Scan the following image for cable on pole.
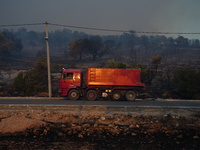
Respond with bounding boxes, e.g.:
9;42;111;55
0;22;200;35
47;23;200;35
0;23;45;27
48;23;127;33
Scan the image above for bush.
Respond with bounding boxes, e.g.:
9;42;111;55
106;59;126;69
172;68;200;99
12;57;48;96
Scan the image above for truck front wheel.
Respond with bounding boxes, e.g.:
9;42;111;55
125;90;136;101
86;90;97;101
68;89;79;100
111;90;121;101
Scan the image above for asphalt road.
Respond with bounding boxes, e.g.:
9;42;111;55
0;97;200;108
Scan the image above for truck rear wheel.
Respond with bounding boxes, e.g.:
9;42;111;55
68;89;79;100
111;90;121;101
125;90;136;101
86;90;97;101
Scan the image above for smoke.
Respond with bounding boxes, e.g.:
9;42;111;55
0;0;200;39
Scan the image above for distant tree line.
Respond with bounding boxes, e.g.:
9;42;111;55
1;28;200;62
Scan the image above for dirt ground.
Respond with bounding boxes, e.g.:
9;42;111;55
1;109;200;150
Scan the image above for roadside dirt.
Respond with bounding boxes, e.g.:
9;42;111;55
1;109;200;149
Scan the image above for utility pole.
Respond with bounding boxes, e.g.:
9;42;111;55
45;21;52;97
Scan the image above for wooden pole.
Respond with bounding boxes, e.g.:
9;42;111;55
45;21;52;97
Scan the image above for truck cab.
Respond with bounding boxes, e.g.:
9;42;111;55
59;69;82;96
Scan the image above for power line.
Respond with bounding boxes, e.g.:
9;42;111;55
0;22;200;35
48;23;200;35
48;23;127;33
134;31;200;35
0;23;45;27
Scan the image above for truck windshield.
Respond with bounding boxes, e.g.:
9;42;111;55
62;73;73;79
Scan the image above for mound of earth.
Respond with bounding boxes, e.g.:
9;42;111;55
1;111;200;149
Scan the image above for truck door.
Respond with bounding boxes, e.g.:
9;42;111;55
62;72;73;86
59;72;74;95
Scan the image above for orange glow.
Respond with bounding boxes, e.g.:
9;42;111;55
87;68;144;87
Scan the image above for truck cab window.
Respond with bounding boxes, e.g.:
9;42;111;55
63;73;73;79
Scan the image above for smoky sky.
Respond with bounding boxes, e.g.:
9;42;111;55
0;0;200;39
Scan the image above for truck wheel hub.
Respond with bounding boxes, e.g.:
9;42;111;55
89;93;94;98
128;94;133;98
113;94;120;99
71;92;77;97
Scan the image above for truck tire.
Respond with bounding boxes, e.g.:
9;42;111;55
68;89;79;100
111;90;121;101
86;90;97;101
125;90;136;101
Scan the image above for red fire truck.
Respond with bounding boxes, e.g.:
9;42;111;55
59;68;145;101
